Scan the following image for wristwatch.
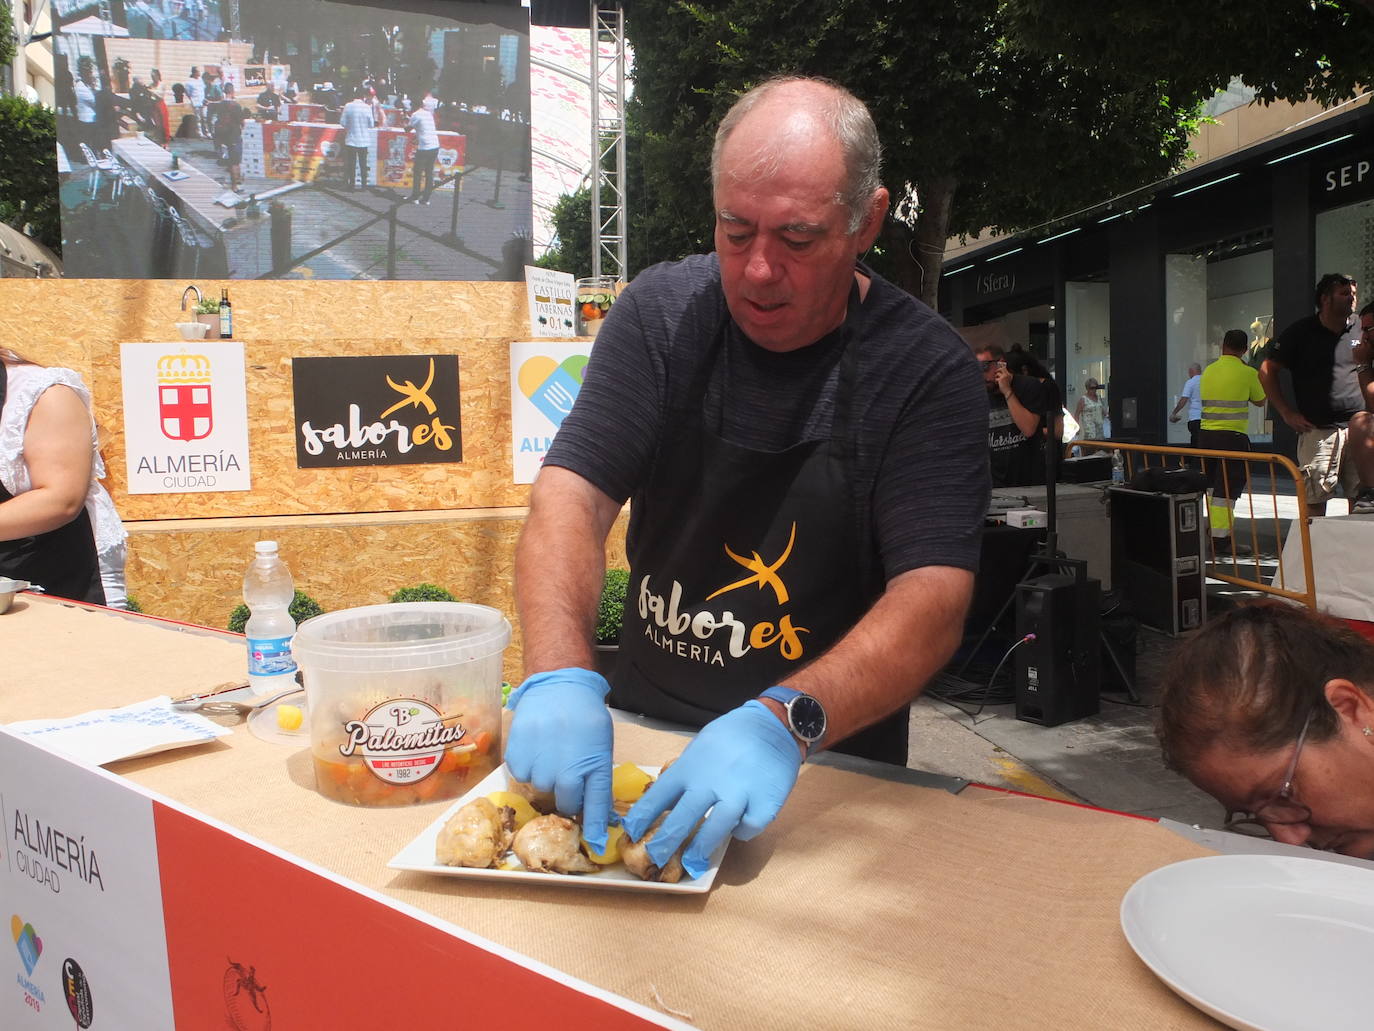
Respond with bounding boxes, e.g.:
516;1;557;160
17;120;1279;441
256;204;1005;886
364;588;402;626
759;686;827;756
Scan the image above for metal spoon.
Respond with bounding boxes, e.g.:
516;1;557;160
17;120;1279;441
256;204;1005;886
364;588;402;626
171;683;300;715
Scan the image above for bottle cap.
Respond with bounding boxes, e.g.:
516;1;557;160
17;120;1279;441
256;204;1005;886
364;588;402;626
255;540;278;554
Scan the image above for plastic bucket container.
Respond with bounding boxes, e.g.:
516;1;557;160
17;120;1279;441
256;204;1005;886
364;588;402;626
293;602;511;806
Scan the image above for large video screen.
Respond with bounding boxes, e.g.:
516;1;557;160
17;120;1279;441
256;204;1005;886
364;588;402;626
52;0;533;280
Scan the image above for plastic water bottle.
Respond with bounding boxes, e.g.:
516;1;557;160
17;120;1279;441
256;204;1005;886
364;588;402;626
243;541;298;691
1111;450;1126;484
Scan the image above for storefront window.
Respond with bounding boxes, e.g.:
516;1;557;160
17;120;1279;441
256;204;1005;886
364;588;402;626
1316;197;1374;307
1165;248;1274;443
1065;282;1110;434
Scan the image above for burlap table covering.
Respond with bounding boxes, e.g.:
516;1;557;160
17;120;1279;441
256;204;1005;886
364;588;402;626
2;598;1219;1029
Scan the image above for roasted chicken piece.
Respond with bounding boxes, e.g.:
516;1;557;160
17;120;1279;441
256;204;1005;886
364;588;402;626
512;814;599;874
620;814;685;883
435;797;516;869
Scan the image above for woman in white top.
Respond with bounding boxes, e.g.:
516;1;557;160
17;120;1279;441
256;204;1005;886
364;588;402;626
0;348;128;607
1073;378;1106;441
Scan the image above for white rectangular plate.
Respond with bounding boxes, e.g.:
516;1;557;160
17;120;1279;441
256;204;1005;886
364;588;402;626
387;763;725;894
162;169;189;181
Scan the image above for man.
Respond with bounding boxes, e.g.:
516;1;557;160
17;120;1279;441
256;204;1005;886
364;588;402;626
406;93;441;205
202;72;223;142
1198;330;1266;555
1168;363;1203;445
339;87;375;191
977;344;1049;487
256;83;282;120
1349;302;1374;513
1259;274;1362;517
505;77;987;879
184;66;206;139
214;82;247;193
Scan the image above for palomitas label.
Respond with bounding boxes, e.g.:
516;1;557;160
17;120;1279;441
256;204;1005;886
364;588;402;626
337;700;471;784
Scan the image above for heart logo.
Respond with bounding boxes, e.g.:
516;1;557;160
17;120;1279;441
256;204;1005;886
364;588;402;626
12;916;42;975
437;147;460;169
517;356;588;428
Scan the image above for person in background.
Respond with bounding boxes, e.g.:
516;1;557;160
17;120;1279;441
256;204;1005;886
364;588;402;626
1345;302;1374;514
1169;362;1204;445
1005;345;1063;442
215;81;247;193
184;66;207;139
1198;329;1267;556
282;80;299;104
977;344;1048;487
0;348;127;607
202;72;223;142
256;82;282;120
1074;378;1106;441
1259;273;1363;517
507;76;987;878
73;58;100;155
406;93;440;205
1158;602;1374;860
339;86;375;190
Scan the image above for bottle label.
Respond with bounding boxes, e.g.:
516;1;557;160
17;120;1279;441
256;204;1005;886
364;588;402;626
246;635;296;676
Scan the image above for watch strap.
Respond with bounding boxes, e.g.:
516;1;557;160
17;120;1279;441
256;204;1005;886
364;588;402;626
759;686;824;755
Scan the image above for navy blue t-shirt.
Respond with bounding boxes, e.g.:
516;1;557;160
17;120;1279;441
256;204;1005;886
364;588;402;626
544;254;990;580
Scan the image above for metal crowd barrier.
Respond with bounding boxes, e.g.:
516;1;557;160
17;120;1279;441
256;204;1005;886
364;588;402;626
1071;440;1316;612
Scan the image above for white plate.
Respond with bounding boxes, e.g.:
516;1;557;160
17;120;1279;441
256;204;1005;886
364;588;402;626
387;763;725;894
162;169;189;181
1121;853;1374;1031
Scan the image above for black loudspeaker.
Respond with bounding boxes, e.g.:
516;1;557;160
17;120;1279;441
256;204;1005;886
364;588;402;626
1014;573;1102;727
1108;487;1206;635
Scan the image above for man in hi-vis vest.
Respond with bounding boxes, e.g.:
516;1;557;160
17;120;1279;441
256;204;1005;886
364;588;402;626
1199;330;1267;556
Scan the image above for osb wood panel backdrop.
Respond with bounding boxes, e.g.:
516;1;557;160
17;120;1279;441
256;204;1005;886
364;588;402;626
0;278;542;520
0;279;629;663
125;510;632;680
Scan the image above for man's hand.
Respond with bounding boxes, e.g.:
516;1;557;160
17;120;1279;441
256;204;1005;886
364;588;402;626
993;364;1014;398
1281;409;1316;433
621;700;803;879
1169;414;1180;423
504;668;614;850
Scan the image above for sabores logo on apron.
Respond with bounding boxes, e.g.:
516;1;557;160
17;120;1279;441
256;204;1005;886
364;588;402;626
637;522;809;668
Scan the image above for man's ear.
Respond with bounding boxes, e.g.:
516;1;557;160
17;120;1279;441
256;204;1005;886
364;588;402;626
856;187;890;254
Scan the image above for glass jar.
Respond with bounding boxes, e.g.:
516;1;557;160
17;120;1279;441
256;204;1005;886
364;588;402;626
576;275;619;337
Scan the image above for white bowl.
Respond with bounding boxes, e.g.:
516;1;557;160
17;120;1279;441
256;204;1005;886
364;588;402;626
0;577;31;615
176;321;209;340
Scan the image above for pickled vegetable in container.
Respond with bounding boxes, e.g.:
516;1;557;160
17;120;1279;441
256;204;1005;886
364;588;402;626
293;603;511;807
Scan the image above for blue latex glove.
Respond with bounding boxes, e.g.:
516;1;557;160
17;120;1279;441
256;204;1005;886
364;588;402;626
504;668;614;851
621;700;803;879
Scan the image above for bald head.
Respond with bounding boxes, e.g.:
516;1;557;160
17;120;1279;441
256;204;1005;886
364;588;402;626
711;77;882;234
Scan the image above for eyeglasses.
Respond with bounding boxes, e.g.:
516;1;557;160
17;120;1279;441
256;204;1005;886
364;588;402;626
978;360;1005;369
1222;709;1314;836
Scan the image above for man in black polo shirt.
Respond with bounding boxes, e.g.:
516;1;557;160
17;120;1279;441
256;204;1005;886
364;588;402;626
1260;273;1363;517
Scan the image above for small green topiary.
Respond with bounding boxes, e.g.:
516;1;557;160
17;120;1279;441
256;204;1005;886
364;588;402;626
228;590;325;633
125;595;143;614
388;583;457;603
596;568;630;645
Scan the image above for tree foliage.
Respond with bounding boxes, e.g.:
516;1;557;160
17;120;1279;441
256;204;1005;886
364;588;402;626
620;0;1208;304
0;95;61;254
0;1;14;71
1002;0;1374;109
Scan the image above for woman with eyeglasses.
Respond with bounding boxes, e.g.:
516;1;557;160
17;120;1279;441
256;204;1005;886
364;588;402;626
1157;601;1374;859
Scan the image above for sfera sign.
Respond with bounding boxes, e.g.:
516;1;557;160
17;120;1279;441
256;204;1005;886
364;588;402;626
292;355;462;468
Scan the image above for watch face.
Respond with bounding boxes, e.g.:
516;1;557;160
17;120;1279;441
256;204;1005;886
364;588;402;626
789;695;826;742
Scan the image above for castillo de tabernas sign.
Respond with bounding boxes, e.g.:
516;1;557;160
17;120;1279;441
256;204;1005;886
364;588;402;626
119;342;253;495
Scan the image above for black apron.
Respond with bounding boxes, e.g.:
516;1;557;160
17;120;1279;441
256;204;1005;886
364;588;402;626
0;363;106;605
610;285;908;764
